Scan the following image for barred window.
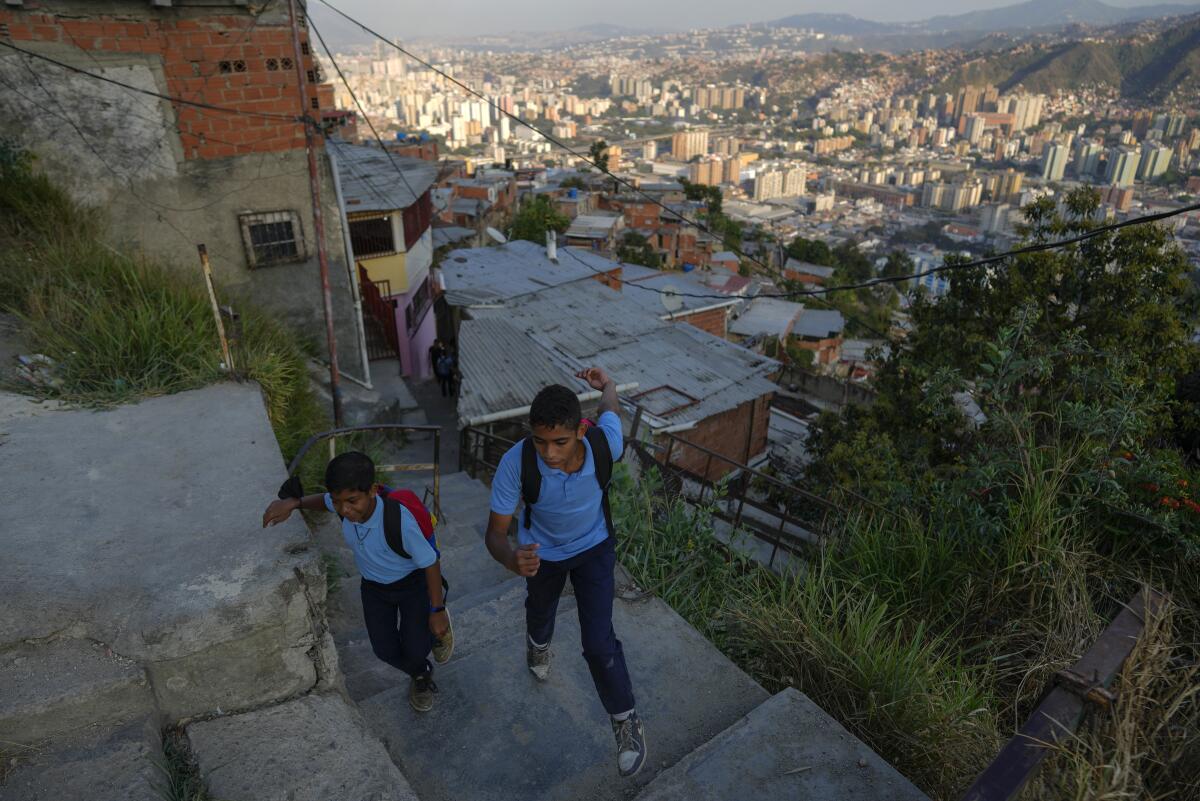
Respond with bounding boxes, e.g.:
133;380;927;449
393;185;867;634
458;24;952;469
239;211;305;268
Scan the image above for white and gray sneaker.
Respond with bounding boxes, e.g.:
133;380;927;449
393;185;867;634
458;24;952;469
527;637;551;681
612;712;647;778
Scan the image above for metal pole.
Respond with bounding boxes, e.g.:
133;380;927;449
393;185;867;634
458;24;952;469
287;0;343;427
432;428;441;520
196;245;235;375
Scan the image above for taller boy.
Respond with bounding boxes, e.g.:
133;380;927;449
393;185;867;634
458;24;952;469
485;367;647;778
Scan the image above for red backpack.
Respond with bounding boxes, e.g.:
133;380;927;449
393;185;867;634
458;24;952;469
374;485;440;559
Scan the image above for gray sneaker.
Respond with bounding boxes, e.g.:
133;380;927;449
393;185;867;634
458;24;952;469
409;671;437;713
612;712;647;778
432;609;454;665
527;639;551;681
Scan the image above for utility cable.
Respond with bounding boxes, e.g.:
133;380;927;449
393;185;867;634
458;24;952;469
0;40;301;122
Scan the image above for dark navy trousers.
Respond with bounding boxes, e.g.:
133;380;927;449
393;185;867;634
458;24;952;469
525;537;636;715
360;571;432;678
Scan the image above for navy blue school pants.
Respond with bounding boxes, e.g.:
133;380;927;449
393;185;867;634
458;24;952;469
360;571;432;678
525;537;636;715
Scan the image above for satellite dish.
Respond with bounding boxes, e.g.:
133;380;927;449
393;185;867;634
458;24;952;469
486;227;507;244
660;283;684;314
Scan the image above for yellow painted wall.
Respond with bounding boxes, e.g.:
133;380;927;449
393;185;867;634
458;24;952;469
360;252;407;292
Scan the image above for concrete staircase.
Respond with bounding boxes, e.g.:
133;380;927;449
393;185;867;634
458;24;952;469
328;470;931;801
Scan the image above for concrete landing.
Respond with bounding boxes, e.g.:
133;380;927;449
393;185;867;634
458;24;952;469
0;719;160;801
634;688;930;801
0;382;329;720
187;694;418;801
357;593;768;801
0;639;153;746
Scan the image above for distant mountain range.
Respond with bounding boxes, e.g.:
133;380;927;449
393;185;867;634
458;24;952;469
936;11;1200;100
766;0;1200;36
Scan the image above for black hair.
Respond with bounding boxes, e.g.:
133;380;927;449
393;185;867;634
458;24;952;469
529;384;581;431
325;451;375;493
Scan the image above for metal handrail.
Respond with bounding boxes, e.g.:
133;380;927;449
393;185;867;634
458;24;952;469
285;424;443;519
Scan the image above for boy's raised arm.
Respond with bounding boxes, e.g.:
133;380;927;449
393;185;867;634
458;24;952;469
262;494;326;528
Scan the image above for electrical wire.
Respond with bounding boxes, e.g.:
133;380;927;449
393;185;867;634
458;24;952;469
308;0;1200;315
307;17;420;207
0;39;301;122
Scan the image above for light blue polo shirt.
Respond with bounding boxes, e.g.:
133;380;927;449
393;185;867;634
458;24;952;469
490;411;622;562
324;493;437;583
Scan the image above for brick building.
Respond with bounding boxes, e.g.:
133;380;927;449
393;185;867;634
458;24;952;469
0;0;371;382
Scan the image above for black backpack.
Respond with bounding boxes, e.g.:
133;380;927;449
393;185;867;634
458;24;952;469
520;425;617;539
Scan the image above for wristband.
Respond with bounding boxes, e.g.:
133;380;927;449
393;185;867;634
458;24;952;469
428;605;445;613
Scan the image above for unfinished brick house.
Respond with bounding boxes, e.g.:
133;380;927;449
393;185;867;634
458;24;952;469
0;0;371;382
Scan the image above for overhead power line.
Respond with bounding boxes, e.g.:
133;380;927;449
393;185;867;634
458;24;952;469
0;40;302;122
307;17;424;209
307;0;1200;313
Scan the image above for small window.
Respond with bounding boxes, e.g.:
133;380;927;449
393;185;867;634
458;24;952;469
239;211;304;268
348;216;395;257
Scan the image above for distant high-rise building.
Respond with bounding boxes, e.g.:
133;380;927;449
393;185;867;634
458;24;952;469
753;169;783;201
1041;143;1069;181
1166;112;1187;138
643;140;657;161
965;114;987;145
1074;141;1103;177
1138;144;1174;180
672;130;709;162
980;203;1013;233
1106;146;1141;188
1131;110;1154;140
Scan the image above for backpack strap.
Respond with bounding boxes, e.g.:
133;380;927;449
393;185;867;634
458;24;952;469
380;494;412;560
585;426;616;538
520;436;541;531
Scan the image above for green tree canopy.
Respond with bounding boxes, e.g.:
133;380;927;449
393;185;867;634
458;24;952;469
510;196;569;246
616;231;662;269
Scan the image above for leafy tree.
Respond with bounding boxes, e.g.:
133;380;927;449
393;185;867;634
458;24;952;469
785;236;833;265
882;249;915;280
832;240;873;283
560;176;587;190
616;231;662;269
510;196;569;246
588;140;610;175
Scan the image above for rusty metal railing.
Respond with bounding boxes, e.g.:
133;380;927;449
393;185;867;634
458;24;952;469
960;586;1168;801
285;424;443;519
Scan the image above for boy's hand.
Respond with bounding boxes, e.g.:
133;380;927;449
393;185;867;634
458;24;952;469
510;543;541;577
576;367;612;391
262;498;299;528
429;609;450;638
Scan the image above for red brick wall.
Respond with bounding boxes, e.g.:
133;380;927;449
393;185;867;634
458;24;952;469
591;267;622;290
660;394;773;481
676;306;727;337
0;7;319;160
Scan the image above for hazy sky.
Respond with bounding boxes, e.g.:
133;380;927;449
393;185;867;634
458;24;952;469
311;0;1196;39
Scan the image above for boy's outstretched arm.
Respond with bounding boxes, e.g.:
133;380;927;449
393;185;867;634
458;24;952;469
577;367;618;418
262;494;326;527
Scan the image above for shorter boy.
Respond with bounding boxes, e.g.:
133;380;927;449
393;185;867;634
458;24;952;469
262;451;452;711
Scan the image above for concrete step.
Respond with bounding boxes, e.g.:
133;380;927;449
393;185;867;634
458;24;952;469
0;718;160;801
0;639;154;746
438;538;513;603
633;688;930;801
434;520;485;551
1;383;327;720
187;693;418;801
357;594;767;801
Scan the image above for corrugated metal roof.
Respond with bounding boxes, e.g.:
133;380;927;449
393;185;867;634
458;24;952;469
327;140;437;213
461;279;779;428
565;214;621;239
620;270;741;318
793;309;845;339
785;258;836;278
457;318;578;423
441;241;621;307
728;297;804;338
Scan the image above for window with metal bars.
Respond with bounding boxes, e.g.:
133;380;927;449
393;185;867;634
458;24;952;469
348;216;396;258
239;211;305;268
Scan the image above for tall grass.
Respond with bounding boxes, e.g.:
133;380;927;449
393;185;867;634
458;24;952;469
0;155;327;462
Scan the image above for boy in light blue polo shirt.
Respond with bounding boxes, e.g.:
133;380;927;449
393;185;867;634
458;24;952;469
485;367;647;779
262;451;451;713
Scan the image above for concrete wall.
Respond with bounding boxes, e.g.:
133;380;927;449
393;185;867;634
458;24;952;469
0;3;368;382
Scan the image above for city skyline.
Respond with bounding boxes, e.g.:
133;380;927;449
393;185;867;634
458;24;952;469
313;0;1200;41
